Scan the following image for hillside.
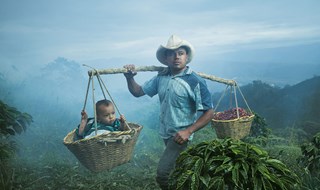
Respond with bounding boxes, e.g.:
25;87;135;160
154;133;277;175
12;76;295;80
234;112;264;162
212;76;320;132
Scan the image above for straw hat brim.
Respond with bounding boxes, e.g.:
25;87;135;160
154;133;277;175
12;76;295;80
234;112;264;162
156;41;194;65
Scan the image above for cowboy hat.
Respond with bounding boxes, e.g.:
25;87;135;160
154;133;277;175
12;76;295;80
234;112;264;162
156;35;195;65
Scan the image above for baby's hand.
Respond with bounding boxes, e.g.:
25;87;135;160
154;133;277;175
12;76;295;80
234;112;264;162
119;114;126;123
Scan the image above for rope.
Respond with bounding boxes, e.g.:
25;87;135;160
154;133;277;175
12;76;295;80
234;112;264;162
96;74;132;130
82;76;92;111
96;74;107;100
83;64;131;131
213;81;253;119
229;85;233;109
91;73;98;135
236;85;253;115
233;84;240;119
214;85;230;112
80;75;92;129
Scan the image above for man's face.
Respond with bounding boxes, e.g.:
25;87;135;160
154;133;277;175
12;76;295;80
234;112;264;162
165;47;188;72
97;104;116;125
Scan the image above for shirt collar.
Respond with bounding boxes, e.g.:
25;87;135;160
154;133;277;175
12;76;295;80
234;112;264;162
173;66;192;77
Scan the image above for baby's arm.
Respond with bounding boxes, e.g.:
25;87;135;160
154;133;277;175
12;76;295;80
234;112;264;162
78;110;88;135
119;114;128;131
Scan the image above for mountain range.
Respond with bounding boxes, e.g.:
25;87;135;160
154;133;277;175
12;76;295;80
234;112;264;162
212;76;320;135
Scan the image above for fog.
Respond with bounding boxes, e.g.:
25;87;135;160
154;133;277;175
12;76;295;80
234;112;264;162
1;0;320;188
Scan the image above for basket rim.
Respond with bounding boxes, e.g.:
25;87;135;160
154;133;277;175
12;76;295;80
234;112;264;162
63;122;143;145
212;114;255;123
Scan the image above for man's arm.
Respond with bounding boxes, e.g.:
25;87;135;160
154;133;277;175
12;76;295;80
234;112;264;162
124;64;145;97
174;109;214;144
125;77;145;97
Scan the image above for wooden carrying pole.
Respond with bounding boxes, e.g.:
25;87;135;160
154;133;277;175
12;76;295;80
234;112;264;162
87;65;236;86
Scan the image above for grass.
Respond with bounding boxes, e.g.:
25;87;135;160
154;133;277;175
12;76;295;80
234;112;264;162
2;116;319;189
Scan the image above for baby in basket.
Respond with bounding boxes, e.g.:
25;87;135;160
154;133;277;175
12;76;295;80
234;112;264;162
75;99;127;140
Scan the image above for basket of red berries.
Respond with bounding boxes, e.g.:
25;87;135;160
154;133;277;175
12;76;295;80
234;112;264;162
212;107;254;140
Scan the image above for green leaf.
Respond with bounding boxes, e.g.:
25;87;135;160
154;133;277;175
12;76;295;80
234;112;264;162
240;162;249;181
5;128;15;135
231;162;240;186
190;173;199;190
251;145;267;156
214;164;230;175
257;164;271;180
176;170;193;190
193;157;204;175
208;176;225;190
265;159;289;174
261;177;274;190
199;175;210;188
12;122;23;134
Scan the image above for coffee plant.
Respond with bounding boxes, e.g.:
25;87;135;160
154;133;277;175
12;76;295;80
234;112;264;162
169;139;300;190
0;100;33;190
299;132;320;175
0;100;33;137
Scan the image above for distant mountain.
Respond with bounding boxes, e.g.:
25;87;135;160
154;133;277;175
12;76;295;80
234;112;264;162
197;42;320;88
212;76;320;130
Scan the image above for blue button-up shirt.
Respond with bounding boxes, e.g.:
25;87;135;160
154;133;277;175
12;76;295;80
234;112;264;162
142;67;213;139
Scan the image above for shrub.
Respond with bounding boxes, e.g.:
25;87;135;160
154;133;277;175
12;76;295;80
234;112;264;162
299;132;320;175
169;139;300;190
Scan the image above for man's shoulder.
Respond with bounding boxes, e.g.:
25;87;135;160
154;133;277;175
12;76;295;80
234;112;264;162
180;71;207;90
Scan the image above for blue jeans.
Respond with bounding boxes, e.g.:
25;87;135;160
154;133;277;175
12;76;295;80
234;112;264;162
156;137;188;190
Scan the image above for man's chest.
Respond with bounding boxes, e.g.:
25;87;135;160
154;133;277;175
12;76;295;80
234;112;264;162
157;77;194;107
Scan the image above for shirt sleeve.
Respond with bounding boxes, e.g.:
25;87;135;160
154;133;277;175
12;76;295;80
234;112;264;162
112;119;121;131
195;80;213;111
141;75;159;97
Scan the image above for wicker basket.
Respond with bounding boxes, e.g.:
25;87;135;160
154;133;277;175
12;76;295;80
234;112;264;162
63;123;143;172
211;115;254;140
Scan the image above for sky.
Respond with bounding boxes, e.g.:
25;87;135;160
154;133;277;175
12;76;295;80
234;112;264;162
1;0;320;88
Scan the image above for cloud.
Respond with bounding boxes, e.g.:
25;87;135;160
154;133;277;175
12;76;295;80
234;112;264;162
1;0;320;78
187;23;320;54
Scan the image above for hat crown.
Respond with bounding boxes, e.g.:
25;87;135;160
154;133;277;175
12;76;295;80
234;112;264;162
156;34;194;65
166;35;183;48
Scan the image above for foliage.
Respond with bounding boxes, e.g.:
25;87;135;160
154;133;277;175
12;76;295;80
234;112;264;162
250;112;271;138
300;121;320;140
301;81;320;123
169;139;300;190
265;145;302;174
243;112;271;146
0;162;15;190
0;100;33;163
9;150;161;190
211;76;320;130
299;132;320;175
297;132;320;189
0;100;33;189
0;100;33;137
1;75;320;189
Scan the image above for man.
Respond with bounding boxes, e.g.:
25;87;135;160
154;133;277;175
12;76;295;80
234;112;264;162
124;35;214;190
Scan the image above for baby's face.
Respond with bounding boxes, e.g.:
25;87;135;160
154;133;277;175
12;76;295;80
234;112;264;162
97;104;116;125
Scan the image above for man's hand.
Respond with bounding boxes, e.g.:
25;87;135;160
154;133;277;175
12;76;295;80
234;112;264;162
123;64;137;79
174;129;192;144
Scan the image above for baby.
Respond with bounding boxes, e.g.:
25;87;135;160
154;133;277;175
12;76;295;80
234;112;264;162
75;99;126;139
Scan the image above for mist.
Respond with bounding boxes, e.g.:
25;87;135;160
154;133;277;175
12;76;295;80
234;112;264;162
1;0;320;189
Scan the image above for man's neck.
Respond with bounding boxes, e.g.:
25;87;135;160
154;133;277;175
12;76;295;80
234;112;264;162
170;67;187;76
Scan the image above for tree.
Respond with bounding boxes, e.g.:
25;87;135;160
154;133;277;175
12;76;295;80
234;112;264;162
0;100;33;189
